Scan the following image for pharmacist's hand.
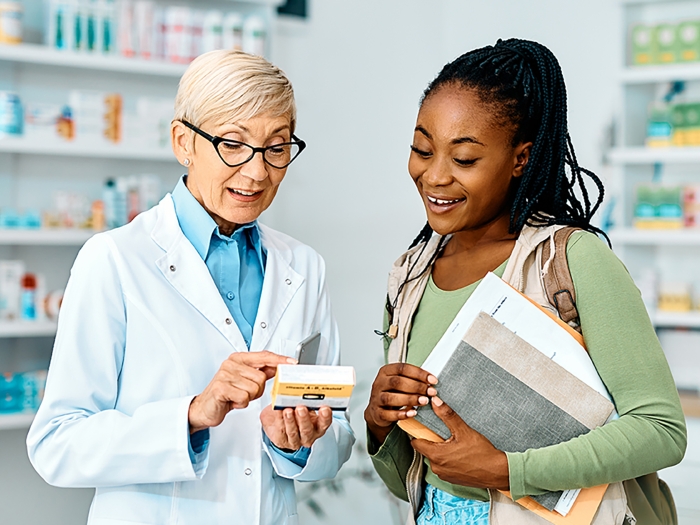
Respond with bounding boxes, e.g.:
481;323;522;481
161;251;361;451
188;351;296;434
364;363;438;446
411;397;510;490
260;405;333;451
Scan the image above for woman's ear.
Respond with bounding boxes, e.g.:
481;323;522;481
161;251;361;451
513;142;533;178
171;120;193;167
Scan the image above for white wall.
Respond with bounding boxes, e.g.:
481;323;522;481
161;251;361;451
268;1;620;523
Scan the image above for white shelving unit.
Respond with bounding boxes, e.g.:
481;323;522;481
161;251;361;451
609;227;700;245
609;146;700;164
0;321;58;338
0;228;94;246
0;412;35;430
0;137;175;161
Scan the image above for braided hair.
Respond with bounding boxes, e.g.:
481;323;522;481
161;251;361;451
409;38;606;249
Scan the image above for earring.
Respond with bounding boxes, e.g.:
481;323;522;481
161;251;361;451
183;159;190;166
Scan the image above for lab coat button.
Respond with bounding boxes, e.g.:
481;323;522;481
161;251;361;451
244;468;252;476
260;322;267;329
169;265;176;272
225;318;232;325
285;278;292;285
226;292;234;300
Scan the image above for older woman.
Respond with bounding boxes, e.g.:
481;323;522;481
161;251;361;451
26;50;354;525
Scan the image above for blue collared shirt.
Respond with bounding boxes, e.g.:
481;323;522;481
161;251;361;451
171;177;309;467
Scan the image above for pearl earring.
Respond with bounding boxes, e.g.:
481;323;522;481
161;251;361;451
183;159;190;166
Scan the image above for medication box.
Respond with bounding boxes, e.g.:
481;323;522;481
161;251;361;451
678;20;700;62
631;24;655;65
271;365;355;411
655;23;678;64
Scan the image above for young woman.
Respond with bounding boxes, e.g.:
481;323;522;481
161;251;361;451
364;39;686;525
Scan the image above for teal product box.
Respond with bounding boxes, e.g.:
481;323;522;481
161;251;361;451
646;102;673;148
0;91;23;136
0;370;48;414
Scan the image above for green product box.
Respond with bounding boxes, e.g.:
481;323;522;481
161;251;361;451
671;103;687;146
631;24;655;65
684;102;700;145
655;23;678;64
646;102;673;148
677;19;700;62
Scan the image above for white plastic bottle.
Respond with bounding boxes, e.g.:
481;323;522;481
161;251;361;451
243;15;265;57
201;10;222;53
222;12;242;51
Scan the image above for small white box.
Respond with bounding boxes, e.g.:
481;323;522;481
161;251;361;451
271;364;355;411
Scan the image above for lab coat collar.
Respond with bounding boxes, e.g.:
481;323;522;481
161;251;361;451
150;195;303;353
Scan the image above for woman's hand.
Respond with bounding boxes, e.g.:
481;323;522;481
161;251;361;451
188;351;295;434
411;397;510;490
260;405;333;451
364;363;438;445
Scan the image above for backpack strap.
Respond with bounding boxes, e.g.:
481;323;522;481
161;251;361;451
541;227;582;333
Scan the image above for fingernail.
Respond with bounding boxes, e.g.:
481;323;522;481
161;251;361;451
285;411;293;419
286;357;298;364
406;409;417;418
432;396;444;407
427;387;437;397
428;375;438;385
418;396;429;405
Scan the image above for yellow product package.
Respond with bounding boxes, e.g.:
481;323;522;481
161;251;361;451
271;364;355;411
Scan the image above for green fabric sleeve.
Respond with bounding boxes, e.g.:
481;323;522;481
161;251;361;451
367;424;413;502
506;231;687;500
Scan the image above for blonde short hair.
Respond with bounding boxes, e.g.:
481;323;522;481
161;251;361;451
174;50;296;133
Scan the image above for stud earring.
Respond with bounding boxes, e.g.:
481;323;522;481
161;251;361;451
183;159;190;166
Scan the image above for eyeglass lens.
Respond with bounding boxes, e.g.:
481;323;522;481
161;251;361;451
217;141;301;168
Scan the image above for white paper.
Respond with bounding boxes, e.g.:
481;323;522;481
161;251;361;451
421;272;618;420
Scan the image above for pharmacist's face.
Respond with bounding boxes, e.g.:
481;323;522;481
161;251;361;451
184;113;291;233
408;85;531;236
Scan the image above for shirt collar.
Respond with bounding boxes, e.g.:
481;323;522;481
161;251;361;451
171;176;265;264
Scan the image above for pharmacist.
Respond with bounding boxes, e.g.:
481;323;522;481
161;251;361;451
26;50;354;525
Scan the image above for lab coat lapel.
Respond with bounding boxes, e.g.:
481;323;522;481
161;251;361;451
251;230;304;352
151;196;249;352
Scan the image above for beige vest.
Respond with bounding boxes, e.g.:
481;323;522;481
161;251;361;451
384;224;633;525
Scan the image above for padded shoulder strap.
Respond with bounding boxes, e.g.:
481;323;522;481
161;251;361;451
541;227;582;333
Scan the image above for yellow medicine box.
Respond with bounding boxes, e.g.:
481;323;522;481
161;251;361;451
271;364;356;411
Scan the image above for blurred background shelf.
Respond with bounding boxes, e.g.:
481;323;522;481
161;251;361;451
608;228;700;245
621;63;700;84
0;321;58;338
0;43;187;77
0;229;94;246
652;311;700;328
608;146;700;164
0;413;35;430
0;137;176;161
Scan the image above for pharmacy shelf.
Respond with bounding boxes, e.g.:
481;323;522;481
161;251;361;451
0;228;94;246
608;146;700;164
0;412;35;431
621;63;700;84
652;311;700;328
0;137;176;161
609;228;700;245
0;321;58;338
0;43;188;77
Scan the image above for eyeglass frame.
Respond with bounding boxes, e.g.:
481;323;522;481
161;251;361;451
180;119;306;169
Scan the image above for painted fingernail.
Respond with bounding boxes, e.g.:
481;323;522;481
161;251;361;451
406;409;417;418
428;375;438;385
418;396;429;405
427;387;437;396
432;396;444;407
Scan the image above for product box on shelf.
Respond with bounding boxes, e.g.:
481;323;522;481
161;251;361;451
634;184;684;229
0;260;24;321
631;24;655;65
684;185;700;227
0;370;47;415
646;102;673;148
658;282;693;312
678;19;700;62
655;22;678;64
69;90;122;145
0;2;22;45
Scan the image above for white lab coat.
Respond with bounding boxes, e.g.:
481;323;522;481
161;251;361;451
26;195;355;525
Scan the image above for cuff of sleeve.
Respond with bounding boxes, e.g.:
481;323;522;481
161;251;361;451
187;428;210;477
366;424;404;459
269;443;311;468
506;451;527;501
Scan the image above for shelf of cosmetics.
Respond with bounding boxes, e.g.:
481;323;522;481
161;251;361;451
630;18;700;67
0;260;64;326
0;175;162;240
0;0;267;63
0;90;174;152
637;269;700;317
0;370;46;423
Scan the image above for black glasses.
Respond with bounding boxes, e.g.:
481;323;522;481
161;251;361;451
181;120;306;169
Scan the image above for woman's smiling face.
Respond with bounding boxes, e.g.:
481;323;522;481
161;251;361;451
172;113;292;236
408;84;531;237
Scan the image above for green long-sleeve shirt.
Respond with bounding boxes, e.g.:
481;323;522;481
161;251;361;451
369;231;687;502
